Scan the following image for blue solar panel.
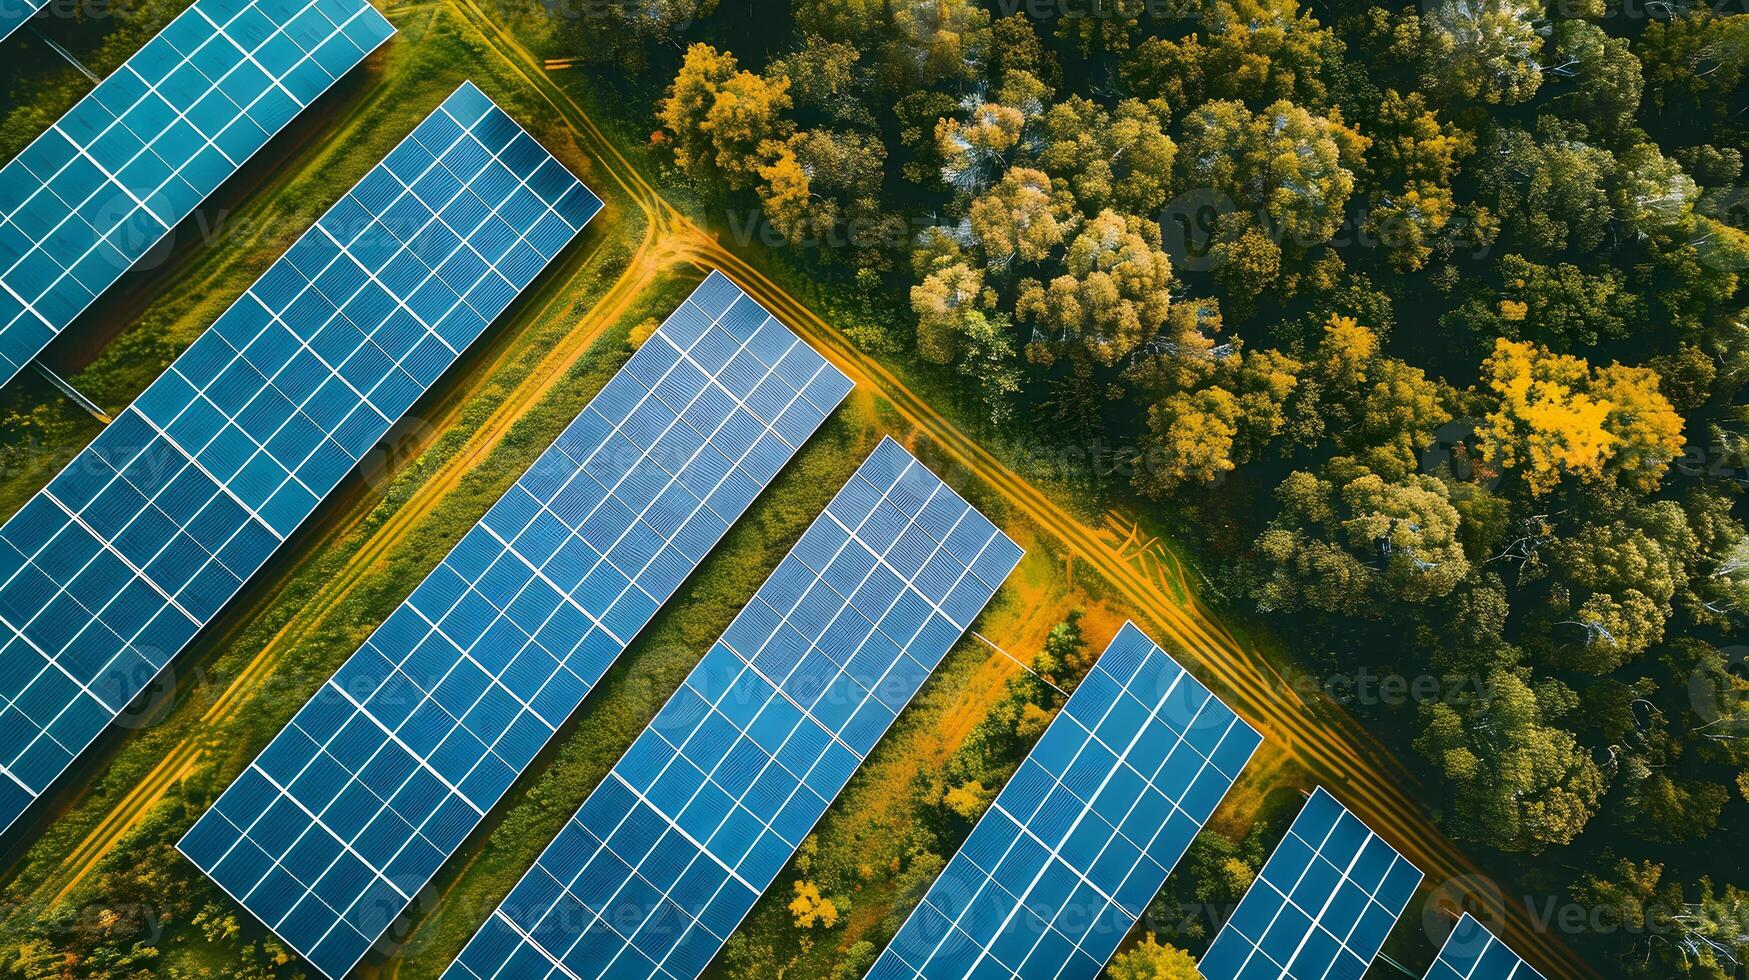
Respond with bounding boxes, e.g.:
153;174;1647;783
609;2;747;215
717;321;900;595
0;0;396;389
442;437;1024;980
177;271;853;980
0;82;600;839
869;621;1262;980
1425;915;1543;980
0;0;49;43
1201;787;1423;980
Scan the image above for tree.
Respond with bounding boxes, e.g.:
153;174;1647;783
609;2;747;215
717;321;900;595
1137;386;1242;494
1479;124;1615;255
1549;21;1643;138
942;780;992;820
958;310;1024;427
1363;90;1472;272
1107;934;1200;980
1178;99;1368;248
1016;210;1173;364
787;880;840;928
889;0;992;85
911;261;988;363
1036;97;1177;215
967;167;1077;267
1420;0;1547;105
1544;499;1693;671
1415;670;1605;852
1034;609;1090;686
1618;768;1728;843
1476;339;1685;497
1337;472;1472;602
659;44;792;190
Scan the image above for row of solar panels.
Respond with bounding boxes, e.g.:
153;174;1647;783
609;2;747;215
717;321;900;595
0;79;601;836
0;0;399;389
154;228;1538;980
0;4;1552;977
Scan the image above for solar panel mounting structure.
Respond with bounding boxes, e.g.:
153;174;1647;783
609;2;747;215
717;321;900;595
0;0;396;389
444;436;1024;980
178;269;853;979
1200;787;1423;980
869;620;1263;980
0;81;600;838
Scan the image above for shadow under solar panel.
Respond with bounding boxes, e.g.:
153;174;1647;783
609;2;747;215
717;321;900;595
443;437;1024;980
0;81;599;841
869;621;1262;980
178;270;852;980
0;0;397;389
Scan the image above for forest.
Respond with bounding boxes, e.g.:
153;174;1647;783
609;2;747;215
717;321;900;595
562;0;1749;975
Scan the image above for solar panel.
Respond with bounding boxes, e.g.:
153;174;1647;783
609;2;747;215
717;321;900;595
0;0;50;43
177;271;853;980
443;437;1024;980
1200;787;1423;980
869;621;1262;980
0;81;600;839
1425;915;1543;980
0;0;396;389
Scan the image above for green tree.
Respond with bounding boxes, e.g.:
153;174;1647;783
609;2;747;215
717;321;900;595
1419;0;1546;105
1178;99;1368;248
1415;670;1605;852
1016;210;1173;365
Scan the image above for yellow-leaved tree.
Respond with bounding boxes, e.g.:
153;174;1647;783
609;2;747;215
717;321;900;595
1477;338;1684;496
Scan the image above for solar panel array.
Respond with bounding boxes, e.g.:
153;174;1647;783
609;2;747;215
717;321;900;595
444;437;1024;980
0;0;50;44
178;271;853;979
0;0;396;388
1425;915;1543;980
870;621;1262;980
1201;787;1423;980
0;81;599;837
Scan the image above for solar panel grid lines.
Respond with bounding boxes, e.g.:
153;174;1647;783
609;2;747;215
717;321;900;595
442;437;1024;980
867;621;1263;980
177;270;853;980
1199;787;1424;980
1425;915;1545;980
0;0;49;44
0;81;600;840
0;0;397;388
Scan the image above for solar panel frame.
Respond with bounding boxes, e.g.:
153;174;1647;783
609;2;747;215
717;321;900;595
0;81;600;839
1200;787;1424;980
0;0;49;43
442;437;1024;980
177;271;853;980
1424;914;1544;980
0;0;397;389
868;621;1263;980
